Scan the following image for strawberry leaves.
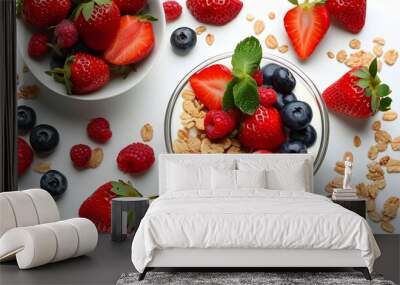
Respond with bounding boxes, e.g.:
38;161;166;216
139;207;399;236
352;58;392;113
223;36;261;115
110;180;143;197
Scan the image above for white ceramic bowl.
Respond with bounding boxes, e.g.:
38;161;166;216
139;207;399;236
17;0;166;101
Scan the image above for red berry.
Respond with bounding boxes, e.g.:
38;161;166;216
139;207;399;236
163;1;182;22
186;0;243;26
54;20;78;48
204;110;235;140
254;150;272;154
87;118;112;143
22;0;71;29
117;143;155;174
70;144;92;168
113;0;147;14
252;69;263;86
18;137;33;176
327;0;366;33
258;86;277;107
226;108;241;125
239;106;286;151
28;33;49;59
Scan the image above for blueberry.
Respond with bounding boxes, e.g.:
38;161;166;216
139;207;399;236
290;125;317;147
30;124;60;154
261;63;280;85
272;67;296;94
283;93;297;104
274;92;286;110
17;105;36;133
281;101;313;130
170;27;197;51
40;170;67;197
280;141;307;153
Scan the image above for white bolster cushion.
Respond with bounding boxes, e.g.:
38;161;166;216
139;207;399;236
24;189;60;224
0;191;39;228
0;218;98;269
0;196;17;237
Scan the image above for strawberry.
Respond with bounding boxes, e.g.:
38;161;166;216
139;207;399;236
189;64;233;110
239;106;286;151
21;0;71;29
74;0;120;51
163;0;182;22
284;0;330;60
28;33;49;59
186;0;243;25
113;0;147;14
327;0;366;33
47;52;110;95
204;110;235;140
18;137;33;176
322;58;392;119
79;180;143;232
104;15;155;65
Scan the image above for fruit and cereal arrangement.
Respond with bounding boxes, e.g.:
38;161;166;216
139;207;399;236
18;0;157;95
172;36;317;155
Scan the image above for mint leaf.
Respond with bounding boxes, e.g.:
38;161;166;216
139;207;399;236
369;58;378;78
376;84;391;97
222;79;237;111
231;36;262;76
233;77;259;115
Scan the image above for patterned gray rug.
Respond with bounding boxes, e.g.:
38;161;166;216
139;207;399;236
116;272;396;285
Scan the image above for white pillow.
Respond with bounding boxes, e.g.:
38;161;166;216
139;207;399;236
237;159;309;191
166;159;236;192
236;169;267;189
211;168;236;190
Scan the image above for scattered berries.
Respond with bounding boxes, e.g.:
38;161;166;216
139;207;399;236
170;27;197;51
40;170;68;197
117;143;155;174
28;33;49;59
204;110;235;140
163;1;182;22
87;118;112;143
70;144;92;168
17;105;36;133
258;86;277;107
18;137;33;176
54;19;78;48
252;69;263;86
30;124;60;154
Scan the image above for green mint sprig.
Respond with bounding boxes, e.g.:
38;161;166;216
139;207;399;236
223;36;262;115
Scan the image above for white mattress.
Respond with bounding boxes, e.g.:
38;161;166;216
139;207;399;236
131;190;380;273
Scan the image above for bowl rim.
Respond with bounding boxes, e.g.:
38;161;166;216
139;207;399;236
16;0;167;101
163;52;330;174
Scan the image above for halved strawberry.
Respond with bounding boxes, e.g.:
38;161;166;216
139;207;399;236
104;15;155;66
284;0;330;60
189;64;233;110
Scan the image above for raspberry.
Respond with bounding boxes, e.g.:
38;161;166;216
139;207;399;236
54;19;78;48
204;110;235;140
252;69;263;86
117;143;155;174
28;33;49;59
70;144;92;168
259;86;277;107
18;137;33;176
163;1;182;22
87;118;112;143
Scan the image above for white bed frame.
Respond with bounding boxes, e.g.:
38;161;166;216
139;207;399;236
139;154;371;280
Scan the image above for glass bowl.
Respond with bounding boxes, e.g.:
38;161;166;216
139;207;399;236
164;53;329;173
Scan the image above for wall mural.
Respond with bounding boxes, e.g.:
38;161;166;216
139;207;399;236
16;0;399;234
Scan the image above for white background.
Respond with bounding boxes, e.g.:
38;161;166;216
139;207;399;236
18;0;400;234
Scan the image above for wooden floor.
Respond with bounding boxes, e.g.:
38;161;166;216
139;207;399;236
0;234;398;285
